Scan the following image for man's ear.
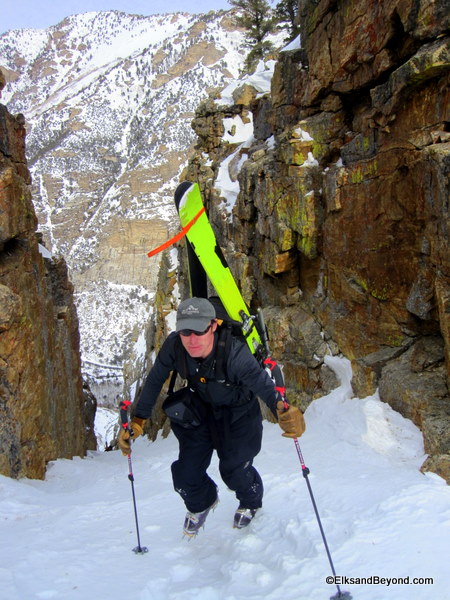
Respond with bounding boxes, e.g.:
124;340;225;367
211;319;218;332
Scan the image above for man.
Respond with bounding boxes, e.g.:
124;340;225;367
118;297;305;536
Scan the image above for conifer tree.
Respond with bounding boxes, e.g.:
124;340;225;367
275;0;300;42
228;0;277;72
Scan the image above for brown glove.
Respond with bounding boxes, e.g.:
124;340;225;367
276;401;305;438
117;418;145;455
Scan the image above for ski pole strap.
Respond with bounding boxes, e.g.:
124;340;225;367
147;207;206;257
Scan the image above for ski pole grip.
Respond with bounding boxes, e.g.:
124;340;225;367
120;400;132;429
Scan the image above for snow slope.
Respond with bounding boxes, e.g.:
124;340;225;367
1;357;448;600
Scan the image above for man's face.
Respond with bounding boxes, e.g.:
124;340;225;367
179;320;217;359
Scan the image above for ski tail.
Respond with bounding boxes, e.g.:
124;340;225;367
173;180;192;208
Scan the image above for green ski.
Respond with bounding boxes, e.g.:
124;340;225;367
174;181;263;356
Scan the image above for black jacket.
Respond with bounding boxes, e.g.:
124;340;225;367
135;331;279;420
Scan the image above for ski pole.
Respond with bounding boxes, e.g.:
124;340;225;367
256;310;351;598
284;399;352;600
119;400;148;555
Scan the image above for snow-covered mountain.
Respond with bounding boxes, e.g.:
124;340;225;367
0;9;258;403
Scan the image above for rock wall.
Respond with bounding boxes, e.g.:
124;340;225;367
182;0;450;480
0;80;96;479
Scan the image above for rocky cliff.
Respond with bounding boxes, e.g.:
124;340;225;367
178;0;449;480
0;73;96;479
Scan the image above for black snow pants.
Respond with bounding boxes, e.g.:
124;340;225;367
170;399;263;513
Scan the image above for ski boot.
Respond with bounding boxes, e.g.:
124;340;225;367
183;498;219;538
233;506;258;529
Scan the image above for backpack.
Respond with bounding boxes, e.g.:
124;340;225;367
208;296;286;399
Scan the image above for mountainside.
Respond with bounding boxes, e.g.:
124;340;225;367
0;9;277;403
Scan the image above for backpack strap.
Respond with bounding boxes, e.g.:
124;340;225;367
215;324;232;384
173;335;189;380
167;368;178;394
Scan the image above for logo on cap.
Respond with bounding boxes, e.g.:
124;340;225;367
182;304;200;315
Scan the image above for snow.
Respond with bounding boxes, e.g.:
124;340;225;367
215;150;248;218
1;357;448;600
166;309;178;333
37;243;52;258
302;151;319;168
218;60;276;106
293;126;313;142
281;35;302;52
214;58;282;219
223;115;254;144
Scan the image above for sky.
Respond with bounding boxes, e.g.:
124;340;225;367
1;0;233;35
1;355;449;600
